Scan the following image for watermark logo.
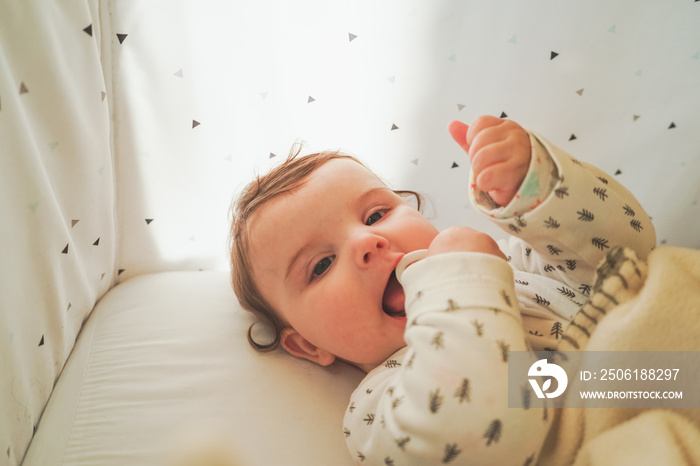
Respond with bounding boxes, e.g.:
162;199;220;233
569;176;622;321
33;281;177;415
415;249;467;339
528;358;568;399
509;351;697;409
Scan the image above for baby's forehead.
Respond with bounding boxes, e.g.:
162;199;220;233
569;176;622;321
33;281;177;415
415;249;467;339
332;156;391;183
294;157;387;194
251;157;385;222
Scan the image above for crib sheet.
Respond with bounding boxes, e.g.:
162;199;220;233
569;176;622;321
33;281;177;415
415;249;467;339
23;271;364;465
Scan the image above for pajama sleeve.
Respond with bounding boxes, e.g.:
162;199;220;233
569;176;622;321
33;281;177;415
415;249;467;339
343;252;551;465
471;131;657;289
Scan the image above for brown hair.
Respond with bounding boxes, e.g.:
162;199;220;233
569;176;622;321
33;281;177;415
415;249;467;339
229;146;422;352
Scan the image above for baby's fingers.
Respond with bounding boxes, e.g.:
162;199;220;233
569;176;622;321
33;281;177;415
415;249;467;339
469;135;511;173
466;116;504;153
475;162;527;206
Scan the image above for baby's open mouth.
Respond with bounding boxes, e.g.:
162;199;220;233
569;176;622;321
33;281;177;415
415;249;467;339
382;270;406;318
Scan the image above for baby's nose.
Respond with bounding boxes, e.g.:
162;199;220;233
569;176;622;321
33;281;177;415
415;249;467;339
354;234;389;267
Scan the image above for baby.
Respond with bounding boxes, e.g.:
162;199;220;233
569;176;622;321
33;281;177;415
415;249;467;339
229;116;656;465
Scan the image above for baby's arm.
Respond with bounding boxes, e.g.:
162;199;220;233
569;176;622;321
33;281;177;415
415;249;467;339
451;116;656;282
343;229;551;465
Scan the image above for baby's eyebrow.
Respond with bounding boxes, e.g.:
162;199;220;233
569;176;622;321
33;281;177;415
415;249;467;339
358;186;393;204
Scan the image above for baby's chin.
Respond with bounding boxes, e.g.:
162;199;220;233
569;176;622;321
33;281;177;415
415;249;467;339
345;335;407;373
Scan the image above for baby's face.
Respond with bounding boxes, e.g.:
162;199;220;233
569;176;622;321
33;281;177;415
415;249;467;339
249;158;439;372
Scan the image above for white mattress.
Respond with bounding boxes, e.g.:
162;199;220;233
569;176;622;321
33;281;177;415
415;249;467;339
23;271;364;465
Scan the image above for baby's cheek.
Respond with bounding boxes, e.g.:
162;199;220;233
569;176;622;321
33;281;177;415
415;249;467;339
409;219;439;247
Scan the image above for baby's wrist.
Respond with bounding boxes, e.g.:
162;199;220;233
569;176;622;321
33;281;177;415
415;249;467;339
399;251;517;320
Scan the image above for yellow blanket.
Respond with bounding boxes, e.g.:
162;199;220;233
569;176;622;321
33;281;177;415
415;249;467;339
539;246;700;466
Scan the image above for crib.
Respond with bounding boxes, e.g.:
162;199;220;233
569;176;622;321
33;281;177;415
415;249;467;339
1;1;699;465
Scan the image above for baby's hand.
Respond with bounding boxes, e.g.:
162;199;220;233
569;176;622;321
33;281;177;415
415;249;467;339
426;226;506;261
448;116;530;206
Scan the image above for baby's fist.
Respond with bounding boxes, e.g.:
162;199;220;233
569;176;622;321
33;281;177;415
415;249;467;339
448;116;530;206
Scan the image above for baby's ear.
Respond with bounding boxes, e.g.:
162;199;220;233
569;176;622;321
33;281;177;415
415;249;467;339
280;328;336;366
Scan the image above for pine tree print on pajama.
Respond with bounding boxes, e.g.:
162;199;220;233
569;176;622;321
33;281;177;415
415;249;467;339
343;131;657;465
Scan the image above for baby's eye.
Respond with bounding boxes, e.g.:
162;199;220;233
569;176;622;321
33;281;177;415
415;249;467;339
312;256;335;277
366;211;384;226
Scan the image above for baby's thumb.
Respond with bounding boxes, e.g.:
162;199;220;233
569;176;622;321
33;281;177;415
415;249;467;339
447;120;470;153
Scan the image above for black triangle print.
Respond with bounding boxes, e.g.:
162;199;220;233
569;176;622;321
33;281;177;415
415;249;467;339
269;152;276;159
71;219;79;228
668;122;676;129
550;51;559;60
615;169;622;175
19;82;29;95
67;302;72;311
192;120;200;128
83;24;93;36
391;124;399;131
451;162;459;168
145;218;154;225
500;112;508;118
569;134;577;141
117;33;128;44
118;269;125;275
38;335;45;347
307;96;315;103
62;244;69;254
348;33;357;42
93;237;100;246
